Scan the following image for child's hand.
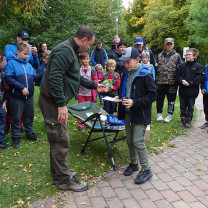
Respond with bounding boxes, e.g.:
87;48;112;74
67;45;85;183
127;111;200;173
2;101;7;112
110;85;114;90
22;88;29;96
122;99;133;108
201;89;206;94
182;80;189;86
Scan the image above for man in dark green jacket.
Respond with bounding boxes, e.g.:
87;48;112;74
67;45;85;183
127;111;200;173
39;25;102;192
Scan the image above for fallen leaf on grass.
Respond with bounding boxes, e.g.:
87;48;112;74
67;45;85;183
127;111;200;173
101;163;105;167
27;182;32;185
13;152;20;157
29;163;33;167
162;143;167;147
17;199;24;204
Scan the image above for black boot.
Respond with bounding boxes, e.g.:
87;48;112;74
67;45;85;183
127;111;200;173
12;137;21;148
179;117;186;127
185;118;192;128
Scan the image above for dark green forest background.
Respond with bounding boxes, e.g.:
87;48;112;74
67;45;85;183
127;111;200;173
0;0;208;64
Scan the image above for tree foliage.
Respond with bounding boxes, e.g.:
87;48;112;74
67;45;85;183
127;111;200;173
0;0;128;53
124;0;208;63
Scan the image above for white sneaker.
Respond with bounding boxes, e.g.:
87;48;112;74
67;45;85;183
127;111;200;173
156;113;163;121
164;114;172;123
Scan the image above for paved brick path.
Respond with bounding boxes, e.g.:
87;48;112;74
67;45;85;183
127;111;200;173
32;94;208;208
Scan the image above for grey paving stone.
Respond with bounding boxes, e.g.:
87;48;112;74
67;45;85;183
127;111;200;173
122;198;141;208
106;197;124;208
114;187;132;200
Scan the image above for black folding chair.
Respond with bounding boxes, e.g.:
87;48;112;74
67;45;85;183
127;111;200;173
68;102;125;170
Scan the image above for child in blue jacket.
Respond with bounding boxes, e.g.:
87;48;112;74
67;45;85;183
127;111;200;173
201;64;208;129
4;42;43;148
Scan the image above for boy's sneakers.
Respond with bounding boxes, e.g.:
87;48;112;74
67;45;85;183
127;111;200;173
134;169;153;184
164;114;172;123
0;141;9;149
123;163;139;176
156;113;163;121
57;177;88;192
200;122;208;129
12;137;20;148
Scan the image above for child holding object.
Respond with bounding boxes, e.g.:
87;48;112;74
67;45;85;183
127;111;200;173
116;47;156;184
102;59;120;114
175;48;204;128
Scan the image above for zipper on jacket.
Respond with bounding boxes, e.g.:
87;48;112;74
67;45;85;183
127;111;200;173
22;63;28;99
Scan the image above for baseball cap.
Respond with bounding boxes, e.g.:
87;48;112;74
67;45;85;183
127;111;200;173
134;37;143;45
164;38;174;44
17;31;30;39
118;47;140;61
141;50;150;58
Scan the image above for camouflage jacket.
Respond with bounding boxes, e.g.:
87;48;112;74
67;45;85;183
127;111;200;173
156;50;181;85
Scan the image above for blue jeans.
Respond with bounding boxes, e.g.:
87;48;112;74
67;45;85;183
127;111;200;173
103;94;117;114
0;103;6;143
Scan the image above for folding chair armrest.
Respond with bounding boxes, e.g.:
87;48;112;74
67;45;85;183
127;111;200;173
84;112;102;122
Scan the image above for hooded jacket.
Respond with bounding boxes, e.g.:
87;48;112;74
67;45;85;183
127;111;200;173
118;66;157;125
4;57;42;100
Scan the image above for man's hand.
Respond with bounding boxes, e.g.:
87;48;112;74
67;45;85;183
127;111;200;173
22;88;29;96
58;106;68;124
97;84;105;93
2;101;7;112
31;47;38;56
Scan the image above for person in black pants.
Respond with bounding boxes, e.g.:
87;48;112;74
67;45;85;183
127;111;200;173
175;48;204;128
156;38;181;123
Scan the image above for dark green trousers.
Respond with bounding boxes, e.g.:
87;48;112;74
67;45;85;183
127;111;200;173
39;93;73;185
125;113;149;170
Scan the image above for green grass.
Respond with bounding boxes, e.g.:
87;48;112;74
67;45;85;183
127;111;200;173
0;87;189;207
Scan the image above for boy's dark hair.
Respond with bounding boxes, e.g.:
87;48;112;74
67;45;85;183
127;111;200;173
17;42;31;52
187;48;199;59
79;52;89;60
117;40;127;49
39;42;47;49
74;25;95;41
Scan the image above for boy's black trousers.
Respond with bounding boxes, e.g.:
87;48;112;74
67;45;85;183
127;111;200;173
179;96;196;120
